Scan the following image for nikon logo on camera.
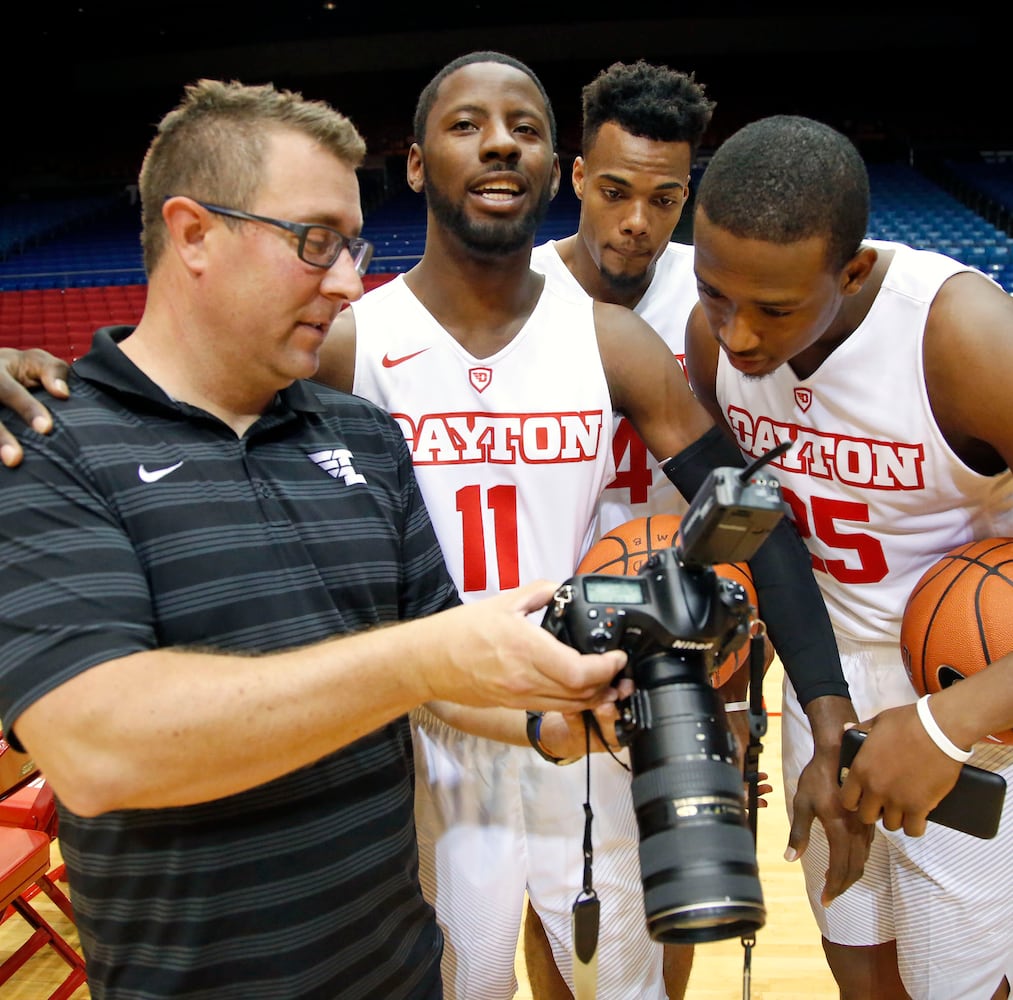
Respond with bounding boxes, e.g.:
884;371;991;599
669;638;714;651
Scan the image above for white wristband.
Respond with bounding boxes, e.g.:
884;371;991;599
915;694;973;763
724;701;750;713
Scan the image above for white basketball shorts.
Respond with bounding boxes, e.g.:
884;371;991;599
781;638;1013;1000
411;707;666;1000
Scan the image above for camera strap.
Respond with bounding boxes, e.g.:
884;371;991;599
571;714;600;1000
740;626;769;999
743;625;769;837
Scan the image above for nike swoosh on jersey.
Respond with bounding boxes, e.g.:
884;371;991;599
381;348;430;368
138;461;184;483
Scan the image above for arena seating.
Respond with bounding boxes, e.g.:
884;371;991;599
2;158;1012;364
0;195;144;292
0;193;123;261
942;155;1013;223
0;284;148;362
865;162;1013;292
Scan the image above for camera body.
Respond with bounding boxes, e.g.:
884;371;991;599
542;460;786;944
541;549;753;683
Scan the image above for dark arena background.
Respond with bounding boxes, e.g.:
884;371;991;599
2;5;1012;343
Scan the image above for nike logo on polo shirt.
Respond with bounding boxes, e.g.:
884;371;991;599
381;348;429;368
138;461;184;483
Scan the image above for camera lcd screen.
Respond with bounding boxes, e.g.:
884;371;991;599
583;577;647;604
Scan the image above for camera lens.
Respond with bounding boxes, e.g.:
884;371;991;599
620;652;766;944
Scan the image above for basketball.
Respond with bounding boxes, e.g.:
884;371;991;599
900;537;1013;744
577;514;757;688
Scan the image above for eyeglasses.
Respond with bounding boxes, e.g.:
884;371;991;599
189;200;374;275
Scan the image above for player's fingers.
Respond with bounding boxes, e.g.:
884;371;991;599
856;797;886;826
824;818;874;905
38;371;70;400
880;805;903;832
507;676;620;714
0;349;67;433
0;425;25;468
785;804;813;862
838;773;861;812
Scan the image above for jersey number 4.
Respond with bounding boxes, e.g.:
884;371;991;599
780;488;888;584
604;420;653;504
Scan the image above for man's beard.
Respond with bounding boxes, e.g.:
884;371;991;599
599;261;650;294
425;179;553;257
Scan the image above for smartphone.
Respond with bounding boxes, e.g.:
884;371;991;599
838;727;1007;840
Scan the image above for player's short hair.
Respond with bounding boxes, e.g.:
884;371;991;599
580;60;715;158
139;78;366;274
412;50;557;148
695;114;869;271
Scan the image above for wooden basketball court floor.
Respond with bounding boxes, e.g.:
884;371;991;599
0;660;839;999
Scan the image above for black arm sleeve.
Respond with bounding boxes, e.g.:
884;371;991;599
662;426;850;708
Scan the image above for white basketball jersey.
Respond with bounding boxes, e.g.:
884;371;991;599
352;275;616;602
531;240;697;532
715;240;1013;644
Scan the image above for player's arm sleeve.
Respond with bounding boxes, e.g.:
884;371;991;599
662;426;849;707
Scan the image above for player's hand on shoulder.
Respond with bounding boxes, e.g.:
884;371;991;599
422;581;627;714
0;347;70;467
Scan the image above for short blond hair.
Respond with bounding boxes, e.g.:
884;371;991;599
138;79;366;274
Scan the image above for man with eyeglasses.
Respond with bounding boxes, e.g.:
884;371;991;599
185;200;375;275
0;77;631;999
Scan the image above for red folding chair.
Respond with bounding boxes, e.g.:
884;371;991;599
0;826;87;998
0;776;68;916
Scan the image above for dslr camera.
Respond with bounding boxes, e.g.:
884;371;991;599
542;457;786;944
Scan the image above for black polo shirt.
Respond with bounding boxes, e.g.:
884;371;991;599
0;327;459;999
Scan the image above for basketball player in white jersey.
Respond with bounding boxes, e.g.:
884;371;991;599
529;60;713;999
686;114;1013;1000
0;59;864;1000
531;61;713;538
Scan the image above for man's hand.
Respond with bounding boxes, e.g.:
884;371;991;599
787;739;873;905
534;677;635;760
420;581;628;715
0;347;69;467
839;705;963;838
785;695;872;906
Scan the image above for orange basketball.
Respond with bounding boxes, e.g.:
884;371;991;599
577;515;757;688
900;537;1013;745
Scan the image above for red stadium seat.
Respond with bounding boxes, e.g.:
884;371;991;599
0;827;87;999
0;734;84;993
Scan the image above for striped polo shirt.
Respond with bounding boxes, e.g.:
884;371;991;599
0;327;460;999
